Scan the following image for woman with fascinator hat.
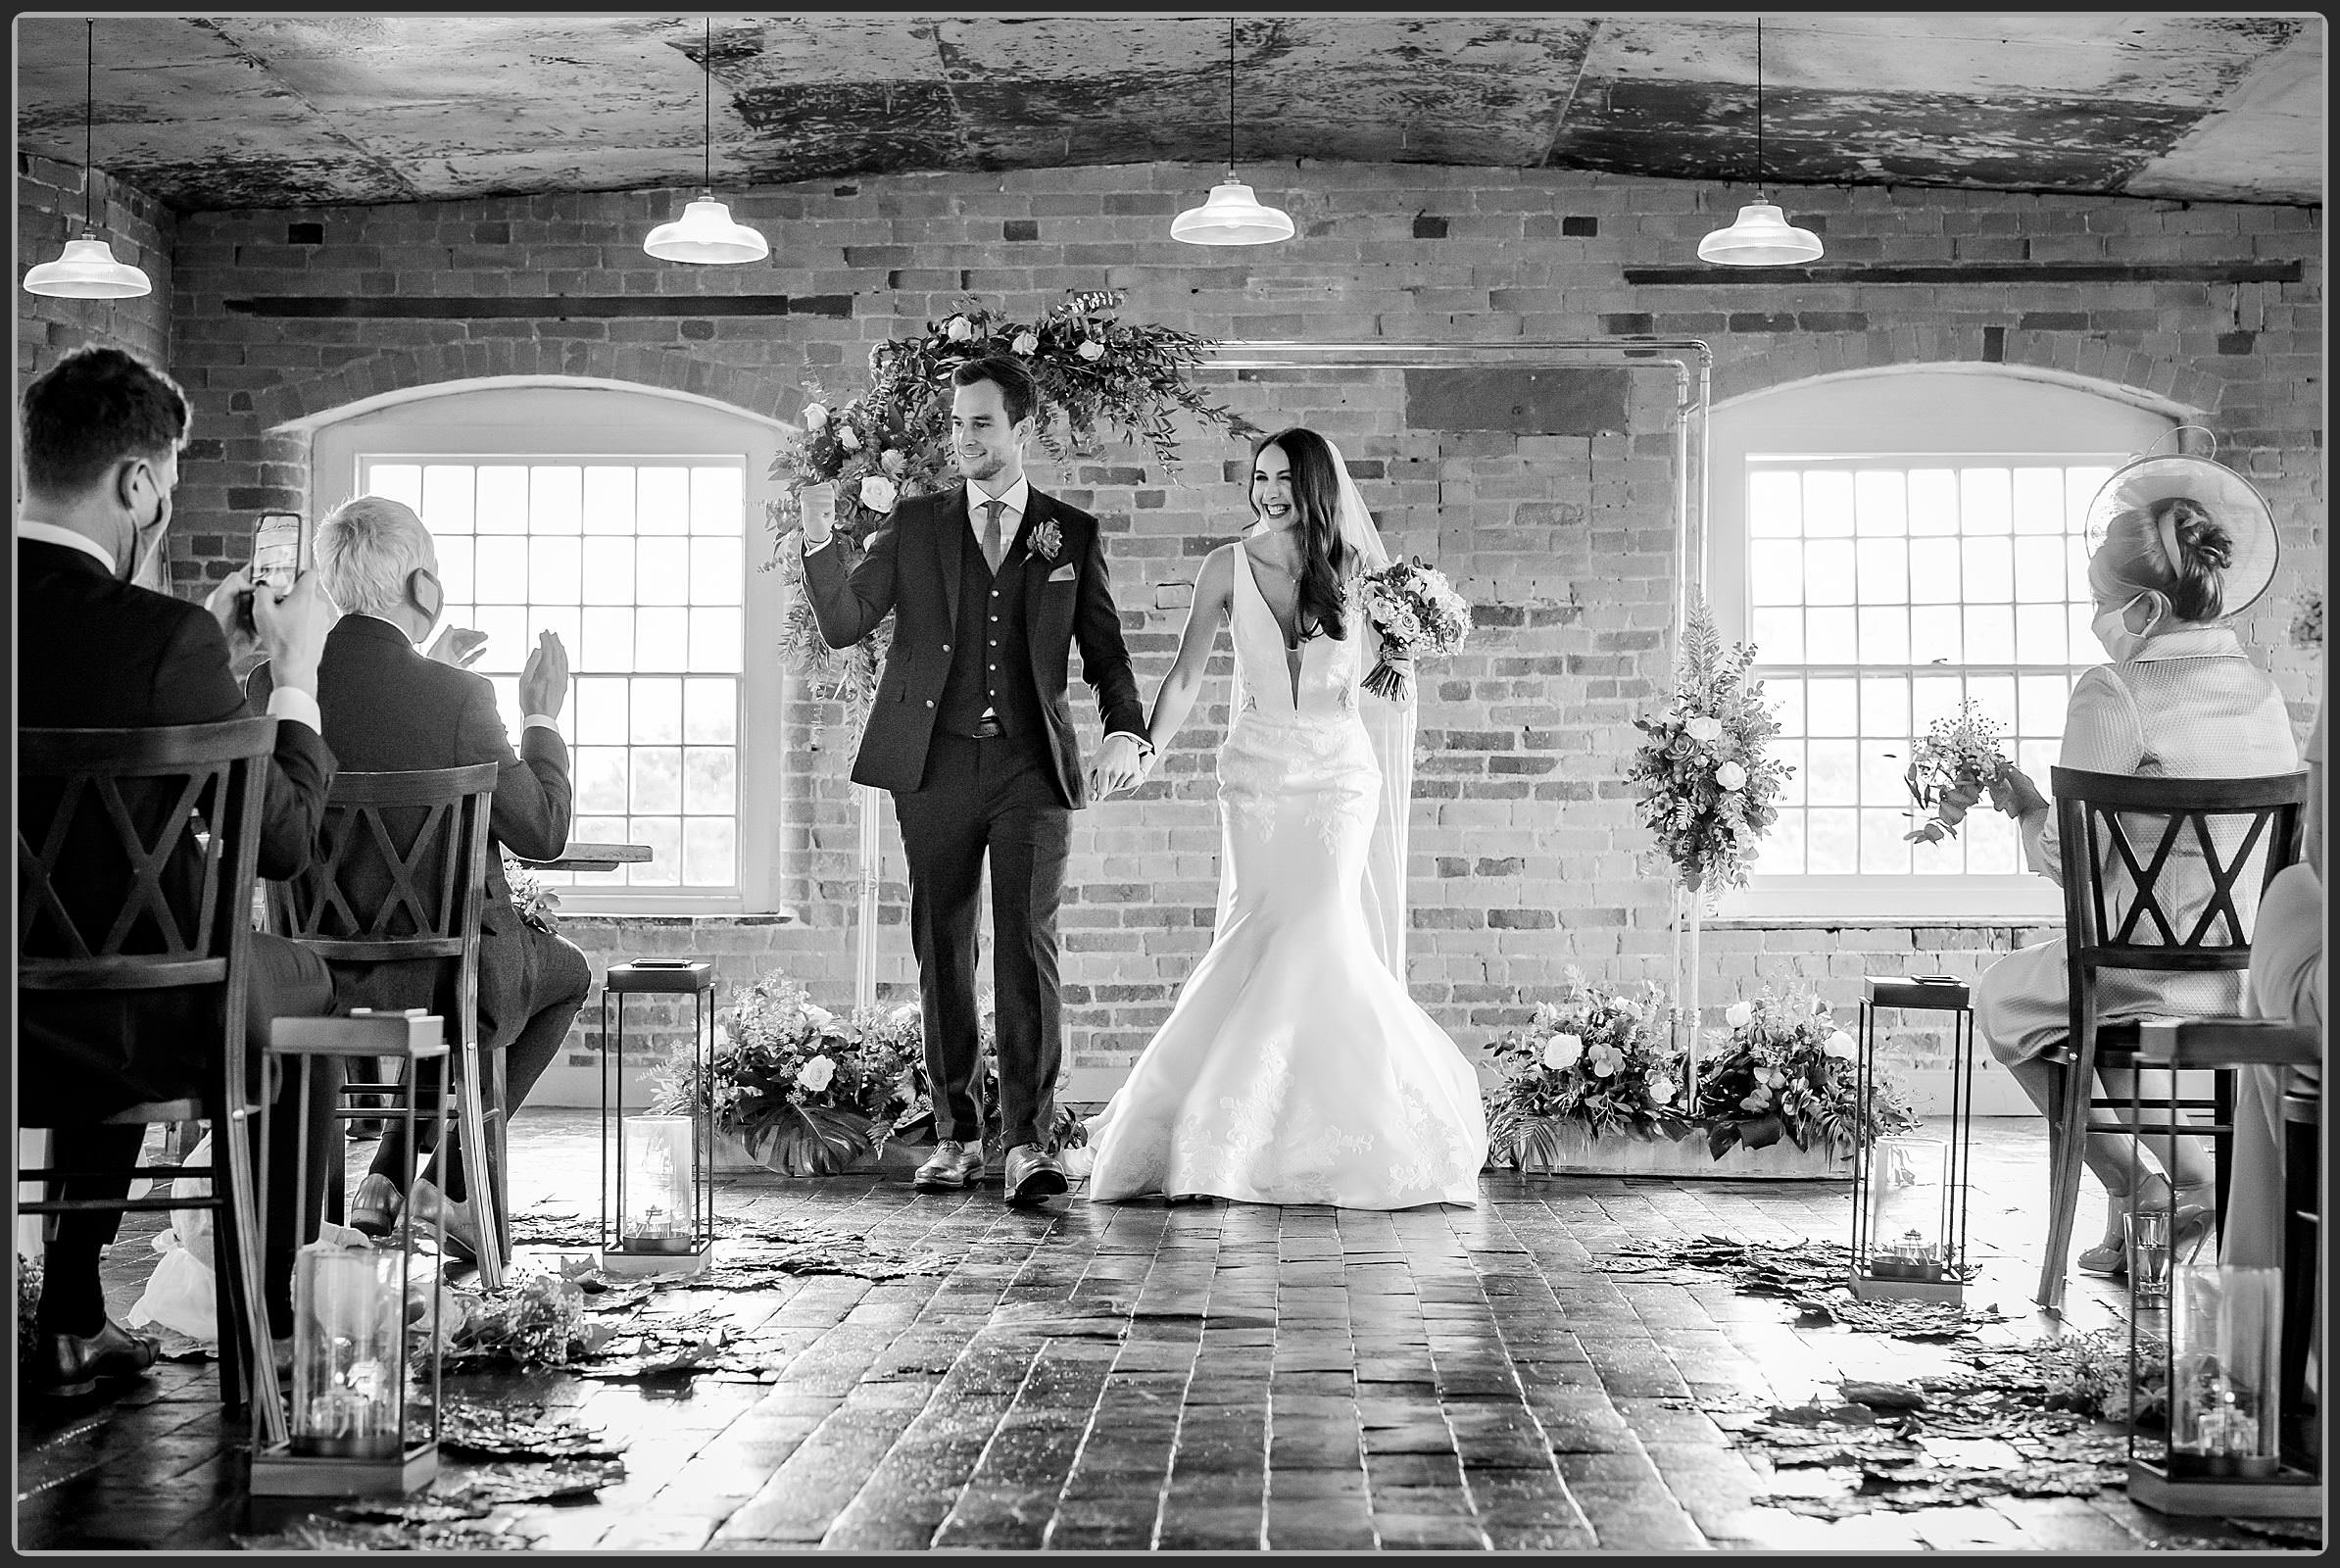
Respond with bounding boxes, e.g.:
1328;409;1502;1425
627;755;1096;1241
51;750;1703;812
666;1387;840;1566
1083;427;1488;1208
1963;440;2300;1279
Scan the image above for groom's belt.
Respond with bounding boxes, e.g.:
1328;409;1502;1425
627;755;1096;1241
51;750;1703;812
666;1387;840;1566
964;715;1006;740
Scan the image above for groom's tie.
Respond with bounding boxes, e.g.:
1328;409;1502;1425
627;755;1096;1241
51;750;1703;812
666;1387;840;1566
979;497;1005;573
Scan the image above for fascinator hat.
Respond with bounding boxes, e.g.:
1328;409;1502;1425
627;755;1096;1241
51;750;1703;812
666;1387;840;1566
2083;427;2279;618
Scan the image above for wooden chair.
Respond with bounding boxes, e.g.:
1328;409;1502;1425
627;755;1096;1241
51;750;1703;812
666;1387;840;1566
17;718;286;1443
265;763;508;1289
2281;1073;2319;1462
2034;765;2309;1311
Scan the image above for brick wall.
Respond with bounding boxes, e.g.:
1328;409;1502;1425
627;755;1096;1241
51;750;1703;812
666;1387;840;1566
32;160;2322;1108
16;153;176;379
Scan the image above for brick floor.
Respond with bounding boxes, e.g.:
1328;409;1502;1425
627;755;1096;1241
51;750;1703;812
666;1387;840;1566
14;1114;2313;1551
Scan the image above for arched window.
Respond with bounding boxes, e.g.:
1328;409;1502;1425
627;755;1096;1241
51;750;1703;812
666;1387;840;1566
1710;368;2177;919
306;380;788;914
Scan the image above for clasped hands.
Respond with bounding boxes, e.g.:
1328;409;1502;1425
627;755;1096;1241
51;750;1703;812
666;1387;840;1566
1090;733;1151;799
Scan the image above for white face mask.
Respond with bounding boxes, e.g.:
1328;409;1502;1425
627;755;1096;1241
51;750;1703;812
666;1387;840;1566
2090;593;2161;662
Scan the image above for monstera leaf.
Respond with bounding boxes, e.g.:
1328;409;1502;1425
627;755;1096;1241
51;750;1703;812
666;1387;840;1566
737;1102;880;1176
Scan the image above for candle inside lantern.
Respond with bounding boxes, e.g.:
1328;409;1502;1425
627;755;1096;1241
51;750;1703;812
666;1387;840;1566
1863;1135;1949;1281
620;1113;697;1253
288;1241;406;1459
2167;1264;2282;1479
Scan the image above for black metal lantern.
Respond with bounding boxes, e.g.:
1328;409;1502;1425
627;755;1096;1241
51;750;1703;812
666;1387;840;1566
1848;975;1976;1304
251;1008;448;1496
2123;1020;2318;1516
600;959;717;1276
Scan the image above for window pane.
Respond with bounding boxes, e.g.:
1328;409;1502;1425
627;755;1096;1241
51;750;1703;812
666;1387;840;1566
1804;541;1856;606
628;817;682;884
685;677;738;744
581;608;633;672
369;465;422;508
1807;741;1859;805
690;608;744;673
575;747;627;814
1806;608;1857;664
1964;605;2016;663
691;539;744;606
1803;470;1855;537
1751;608;1803;664
1912;605;1962;663
1807;808;1858;873
476;466;529;530
637;467;691;535
1769;678;1806;740
1912;674;1967;732
1859;675;1909;741
470;607;527;665
583;538;634;605
2013;536;2068;602
1908;539;1961;603
691;466;745;535
1774;740;1807;807
636;609;689;670
569;815;630;887
1751;540;1804;606
1749;469;1801;538
1858;606;1909;665
1853;470;1906;535
1967;674;2017;726
1861;809;1914;874
631;749;682;814
636;538;690;605
685;746;737;813
1855;538;1909;604
436;538;474;606
574;677;627;745
2015;604;2068;664
474;538;527;602
684;817;737;885
2019;673;2073;736
1807;679;1858;737
1860;746;1908;806
630;677;681;743
1960;467;2013;534
583;466;635;534
528;606;579;662
1962;536;2014;604
2012;467;2066;534
1766;809;1806;874
422;466;474;534
528;536;582;603
1908;468;1960;535
530;466;583;534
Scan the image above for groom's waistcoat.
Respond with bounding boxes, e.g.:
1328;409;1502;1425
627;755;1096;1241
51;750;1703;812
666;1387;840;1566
937;537;1046;746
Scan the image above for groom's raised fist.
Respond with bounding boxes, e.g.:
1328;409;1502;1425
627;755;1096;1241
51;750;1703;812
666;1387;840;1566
801;482;838;548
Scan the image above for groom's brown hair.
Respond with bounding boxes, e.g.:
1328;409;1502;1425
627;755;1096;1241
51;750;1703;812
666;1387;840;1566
951;354;1039;427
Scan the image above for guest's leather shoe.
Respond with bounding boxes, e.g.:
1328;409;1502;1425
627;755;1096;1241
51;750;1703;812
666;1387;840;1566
913;1139;984;1192
408;1176;483;1264
29;1317;160;1398
1003;1143;1067;1207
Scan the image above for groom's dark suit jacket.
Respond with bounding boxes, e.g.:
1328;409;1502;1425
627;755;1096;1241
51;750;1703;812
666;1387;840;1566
802;483;1146;808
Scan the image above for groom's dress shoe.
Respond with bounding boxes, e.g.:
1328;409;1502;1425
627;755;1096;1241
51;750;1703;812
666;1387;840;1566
1003;1144;1068;1207
30;1317;161;1398
914;1140;984;1192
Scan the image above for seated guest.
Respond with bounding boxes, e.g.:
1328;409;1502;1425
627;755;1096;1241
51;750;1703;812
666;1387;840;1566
1968;455;2299;1276
17;345;343;1394
2223;698;2323;1269
257;495;589;1261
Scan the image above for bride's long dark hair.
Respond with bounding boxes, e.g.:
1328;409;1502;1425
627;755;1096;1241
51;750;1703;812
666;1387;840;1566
1253;426;1350;641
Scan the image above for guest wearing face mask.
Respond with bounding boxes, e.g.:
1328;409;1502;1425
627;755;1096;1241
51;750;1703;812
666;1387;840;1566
1966;448;2299;1279
17;346;344;1395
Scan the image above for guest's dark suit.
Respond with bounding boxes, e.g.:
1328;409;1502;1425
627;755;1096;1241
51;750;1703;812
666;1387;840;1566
252;614;591;1199
802;484;1145;1151
18;536;341;1332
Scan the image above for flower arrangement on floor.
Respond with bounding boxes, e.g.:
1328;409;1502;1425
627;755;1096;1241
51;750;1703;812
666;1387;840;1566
1627;600;1791;903
647;976;923;1177
1359;557;1473;701
503;851;561;934
1899;700;2013;845
435;1271;600;1368
1483;969;1687;1168
1695;991;1919;1161
769;289;1260;734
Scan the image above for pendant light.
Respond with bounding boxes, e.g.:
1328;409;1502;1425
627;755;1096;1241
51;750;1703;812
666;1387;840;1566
644;17;768;265
1172;20;1293;246
23;21;152;299
1697;18;1823;268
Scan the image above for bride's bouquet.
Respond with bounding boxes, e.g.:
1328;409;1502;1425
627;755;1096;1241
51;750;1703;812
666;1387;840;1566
1899;700;2012;845
1359;557;1472;700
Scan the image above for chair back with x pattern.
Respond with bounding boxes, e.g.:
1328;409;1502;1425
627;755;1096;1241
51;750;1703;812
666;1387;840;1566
2031;764;2309;1312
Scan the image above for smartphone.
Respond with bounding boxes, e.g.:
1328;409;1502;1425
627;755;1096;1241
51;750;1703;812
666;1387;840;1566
252;512;303;593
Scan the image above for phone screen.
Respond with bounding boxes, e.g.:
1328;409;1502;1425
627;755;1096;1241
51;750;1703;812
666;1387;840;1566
253;513;302;592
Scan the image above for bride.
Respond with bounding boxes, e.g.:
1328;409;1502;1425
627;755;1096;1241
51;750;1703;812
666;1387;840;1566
1085;426;1488;1208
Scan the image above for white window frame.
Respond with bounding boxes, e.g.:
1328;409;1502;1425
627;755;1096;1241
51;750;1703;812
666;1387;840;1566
1708;367;2178;921
309;380;789;916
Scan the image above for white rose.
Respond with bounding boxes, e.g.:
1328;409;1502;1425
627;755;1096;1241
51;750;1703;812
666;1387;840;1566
802;402;828;430
795;1054;837;1093
1685;715;1724;744
1646;1074;1677;1104
1714;760;1747;791
838;426;861;452
1075;339;1104;362
1725;1000;1755;1030
946;316;974;342
1824;1029;1859;1061
1540;1032;1584;1071
889;1003;920;1028
858;474;900;514
1011;331;1039;356
881;448;907;475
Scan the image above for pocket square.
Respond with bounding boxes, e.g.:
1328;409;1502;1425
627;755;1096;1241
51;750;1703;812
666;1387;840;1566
1048;563;1077;582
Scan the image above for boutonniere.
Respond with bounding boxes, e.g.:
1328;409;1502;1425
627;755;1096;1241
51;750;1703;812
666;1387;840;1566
1029;517;1063;562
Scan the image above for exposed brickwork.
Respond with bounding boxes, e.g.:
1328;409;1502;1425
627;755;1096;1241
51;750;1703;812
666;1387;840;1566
16;161;2319;1107
15;155;176;379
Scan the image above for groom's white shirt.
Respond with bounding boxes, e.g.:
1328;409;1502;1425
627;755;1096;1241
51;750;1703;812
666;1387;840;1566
965;475;1027;543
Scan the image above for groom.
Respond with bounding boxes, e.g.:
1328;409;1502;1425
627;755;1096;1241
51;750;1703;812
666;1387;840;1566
800;355;1150;1204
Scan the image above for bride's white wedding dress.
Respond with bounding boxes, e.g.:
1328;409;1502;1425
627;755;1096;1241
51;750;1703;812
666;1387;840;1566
1085;551;1488;1208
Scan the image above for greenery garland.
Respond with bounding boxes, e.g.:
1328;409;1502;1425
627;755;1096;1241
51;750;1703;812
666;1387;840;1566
765;289;1260;734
